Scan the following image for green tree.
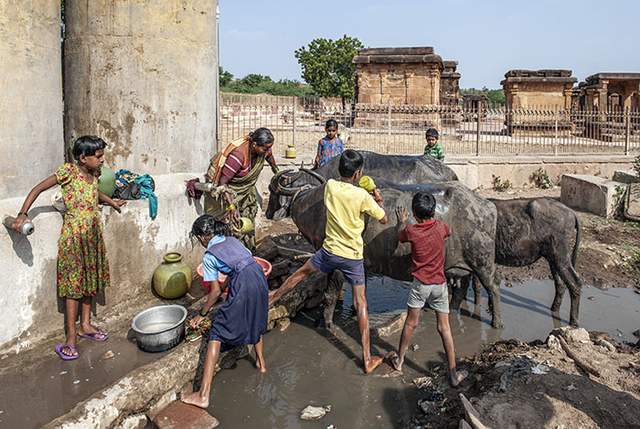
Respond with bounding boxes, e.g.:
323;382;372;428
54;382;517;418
295;35;364;105
461;87;506;106
219;66;233;87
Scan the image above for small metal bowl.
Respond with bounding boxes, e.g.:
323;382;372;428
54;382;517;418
131;305;187;352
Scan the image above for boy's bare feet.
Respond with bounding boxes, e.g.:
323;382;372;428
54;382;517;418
449;369;468;387
385;351;404;372
364;355;384;374
181;391;209;409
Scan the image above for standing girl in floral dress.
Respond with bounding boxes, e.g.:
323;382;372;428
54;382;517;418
12;136;125;360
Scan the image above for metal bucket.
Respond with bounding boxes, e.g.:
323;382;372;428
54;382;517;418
131;305;187;352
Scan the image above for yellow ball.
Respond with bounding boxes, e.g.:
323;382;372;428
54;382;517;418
358;175;376;193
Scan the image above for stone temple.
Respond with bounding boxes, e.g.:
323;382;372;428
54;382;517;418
501;69;577;135
352;47;460;127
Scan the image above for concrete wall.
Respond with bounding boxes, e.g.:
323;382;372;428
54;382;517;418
446;155;636;190
0;0;219;352
0;1;64;198
0;174;204;353
63;0;218;173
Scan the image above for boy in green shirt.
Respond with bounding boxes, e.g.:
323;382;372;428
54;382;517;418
423;128;444;161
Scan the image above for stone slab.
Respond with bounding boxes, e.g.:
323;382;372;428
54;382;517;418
560;174;626;218
612;170;639;184
152;401;219;429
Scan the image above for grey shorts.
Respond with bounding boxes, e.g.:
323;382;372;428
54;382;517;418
407;280;449;313
309;248;365;286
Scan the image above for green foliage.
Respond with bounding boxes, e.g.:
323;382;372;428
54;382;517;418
612;185;627;219
492;175;512;192
220;71;314;97
219;66;233;87
530;168;554;189
461;87;506;106
633;154;640;178
294;35;364;102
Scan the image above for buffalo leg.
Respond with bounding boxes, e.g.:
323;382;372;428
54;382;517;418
476;268;503;329
449;277;467;311
549;261;566;313
472;275;482;307
555;263;582;327
323;271;342;331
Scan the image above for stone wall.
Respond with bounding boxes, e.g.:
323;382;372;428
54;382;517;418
0;1;64;199
355;63;442;105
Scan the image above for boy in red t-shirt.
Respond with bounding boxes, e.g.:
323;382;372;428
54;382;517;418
388;191;467;387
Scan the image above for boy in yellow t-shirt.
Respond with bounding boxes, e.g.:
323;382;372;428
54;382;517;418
269;150;389;374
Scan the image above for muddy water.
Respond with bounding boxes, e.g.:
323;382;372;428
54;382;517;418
0;335;165;429
209;279;640;428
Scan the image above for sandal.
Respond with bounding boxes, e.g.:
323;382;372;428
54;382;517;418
55;343;79;361
78;329;109;342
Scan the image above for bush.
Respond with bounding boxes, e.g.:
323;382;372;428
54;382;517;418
530;168;554;189
492;175;512;192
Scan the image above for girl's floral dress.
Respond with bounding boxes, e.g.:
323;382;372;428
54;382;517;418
55;163;110;299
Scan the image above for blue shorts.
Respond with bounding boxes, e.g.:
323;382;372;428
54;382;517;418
310;248;365;286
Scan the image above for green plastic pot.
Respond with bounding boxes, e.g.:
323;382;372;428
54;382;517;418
98;166;116;197
152;252;192;299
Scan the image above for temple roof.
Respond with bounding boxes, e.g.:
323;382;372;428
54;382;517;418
353;47;443;66
501;69;576;85
585;73;640;84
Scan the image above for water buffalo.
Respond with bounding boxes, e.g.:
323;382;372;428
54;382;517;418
267;173;504;328
452;198;583;326
267;151;458;222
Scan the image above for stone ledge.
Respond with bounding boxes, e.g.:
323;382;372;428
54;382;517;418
560;174;626;218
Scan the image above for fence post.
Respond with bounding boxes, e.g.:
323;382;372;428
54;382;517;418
625;107;630;155
387;103;392;152
475;105;482;156
292;97;297;148
554;107;559;156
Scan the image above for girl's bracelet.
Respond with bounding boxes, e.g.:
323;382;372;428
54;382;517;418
199;307;209;317
17;211;28;217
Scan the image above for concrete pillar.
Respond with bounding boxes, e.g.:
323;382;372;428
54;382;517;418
0;1;64;198
63;0;218;174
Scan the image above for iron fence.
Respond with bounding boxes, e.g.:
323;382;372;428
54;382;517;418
219;93;640;158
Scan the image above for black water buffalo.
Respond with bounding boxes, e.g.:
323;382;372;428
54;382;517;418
452;198;583;326
267;173;504;328
267;151;458;221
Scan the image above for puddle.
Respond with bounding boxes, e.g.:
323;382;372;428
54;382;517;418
0;335;166;429
208;279;640;429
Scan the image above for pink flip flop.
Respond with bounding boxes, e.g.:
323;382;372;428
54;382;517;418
78;330;109;342
55;344;79;361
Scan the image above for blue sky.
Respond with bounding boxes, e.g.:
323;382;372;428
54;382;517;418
219;0;640;89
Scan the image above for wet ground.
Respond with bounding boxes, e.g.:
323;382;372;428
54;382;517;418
208;278;640;428
209;281;640;429
0;334;166;428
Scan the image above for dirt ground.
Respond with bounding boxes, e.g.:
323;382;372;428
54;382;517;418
478;187;640;291
404;327;640;428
